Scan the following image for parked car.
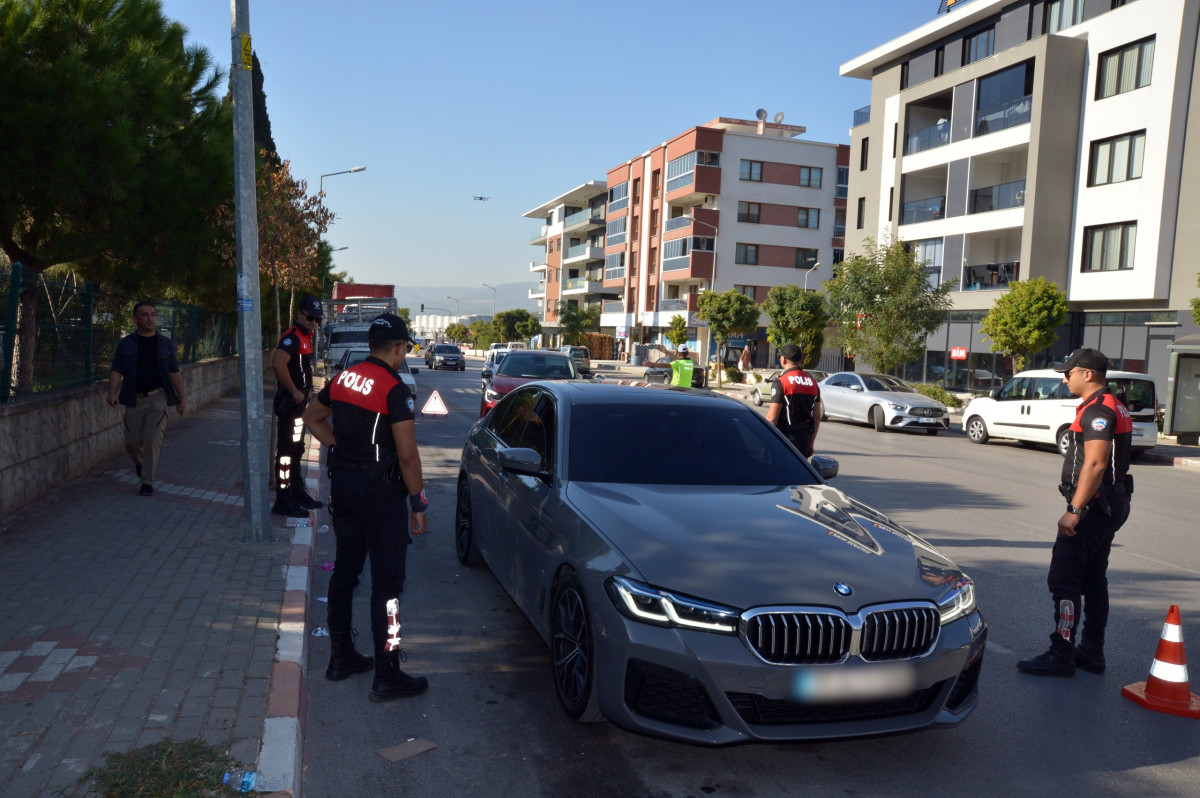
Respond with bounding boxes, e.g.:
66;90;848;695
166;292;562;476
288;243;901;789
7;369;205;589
480;350;579;416
819;372;950;434
961;368;1158;457
322;323;372;374
426;343;466;371
331;348;419;403
559;345;592;374
641;359;707;388
455;381;985;744
942;368;1005;392
749;369;827;407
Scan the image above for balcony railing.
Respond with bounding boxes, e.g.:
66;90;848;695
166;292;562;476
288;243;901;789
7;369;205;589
975;94;1032;136
564;208;604;229
833;225;846;237
901;196;945;225
904;120;950;155
660;297;696;311
602;300;625;313
530;226;548;243
666;172;694;193
963;261;1020;290
969;179;1026;214
530;260;547;271
608;197;628;213
565;244;600;260
853;105;871;127
604;266;625;281
563;277;588;291
663;256;690;272
664;216;692;233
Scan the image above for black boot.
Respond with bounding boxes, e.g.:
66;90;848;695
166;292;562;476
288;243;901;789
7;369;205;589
271;491;309;518
1075;634;1106;674
1017;641;1075;677
369;649;428;702
326;630;374;681
292;480;324;510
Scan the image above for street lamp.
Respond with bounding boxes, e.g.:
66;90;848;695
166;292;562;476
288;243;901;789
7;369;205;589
446;295;459;318
804;262;821;292
481;282;496;318
319;165;366;196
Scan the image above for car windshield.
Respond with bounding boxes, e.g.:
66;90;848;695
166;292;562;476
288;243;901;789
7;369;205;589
1108;377;1156;413
330;330;370;345
343;350;369;367
434;345;458;353
865;375;916;393
496;354;576;380
568;403;815;486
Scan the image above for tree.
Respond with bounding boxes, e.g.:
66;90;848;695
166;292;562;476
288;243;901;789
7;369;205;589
1;0;233;390
979;277;1069;371
469;319;495;350
696;290;760;388
762;285;830;370
493;308;541;344
444;322;470;343
825;238;955;373
554;301;599;345
1192;274;1200;327
665;315;690;349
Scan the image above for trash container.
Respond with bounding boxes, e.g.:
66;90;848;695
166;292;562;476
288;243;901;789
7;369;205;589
1165;334;1200;446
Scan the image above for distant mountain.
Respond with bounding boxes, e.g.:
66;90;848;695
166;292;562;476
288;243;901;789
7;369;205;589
388;282;540;319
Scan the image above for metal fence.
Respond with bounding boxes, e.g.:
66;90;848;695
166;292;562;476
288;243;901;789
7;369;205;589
1;261;235;401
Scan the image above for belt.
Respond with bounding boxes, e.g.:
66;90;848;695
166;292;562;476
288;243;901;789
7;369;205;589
334;458;387;471
137;388;161;398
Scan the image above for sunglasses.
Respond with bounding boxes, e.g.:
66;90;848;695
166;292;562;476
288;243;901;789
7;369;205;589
302;313;320;322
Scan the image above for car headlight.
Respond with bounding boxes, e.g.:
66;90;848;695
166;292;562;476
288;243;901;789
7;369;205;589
484;387;504;403
937;577;976;625
888;402;908;412
607;575;740;634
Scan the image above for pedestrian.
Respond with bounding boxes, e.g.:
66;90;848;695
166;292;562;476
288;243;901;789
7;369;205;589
765;344;822;458
106;301;186;496
271;296;324;518
302;313;429;701
738;346;753;381
669;345;695;387
1018;348;1133;677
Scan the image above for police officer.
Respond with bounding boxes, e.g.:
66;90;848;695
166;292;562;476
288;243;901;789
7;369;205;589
272;296;324;517
669;345;695;387
1018;348;1132;677
765;343;822;458
302;313;429;700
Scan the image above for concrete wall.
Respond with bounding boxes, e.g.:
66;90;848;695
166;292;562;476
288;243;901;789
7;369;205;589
0;356;241;519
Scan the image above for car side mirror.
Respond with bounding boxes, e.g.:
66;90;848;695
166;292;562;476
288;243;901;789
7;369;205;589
482;367;493;379
989;388;999;399
499;447;546;476
809;454;839;481
850;385;863;392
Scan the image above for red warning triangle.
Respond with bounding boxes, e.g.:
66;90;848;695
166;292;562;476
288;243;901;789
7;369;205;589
421;390;449;415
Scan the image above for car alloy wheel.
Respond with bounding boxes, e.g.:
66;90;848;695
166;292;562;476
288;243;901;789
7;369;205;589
966;416;989;444
751;389;763;407
454;476;481;566
1057;426;1071;456
871;405;888;432
550;573;603;722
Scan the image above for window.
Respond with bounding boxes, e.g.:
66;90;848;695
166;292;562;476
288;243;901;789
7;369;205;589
649;247;657;274
697;151;720;167
913;238;943;286
1045;0;1082;34
738;202;761;223
604;252;626;279
856;197;866;229
631;216;640;242
739;160;762;181
962;27;995;66
735;243;758;265
833;208;846;237
799;167;822;188
901;61;910;90
795;249;818;270
734;285;755;297
832;248;845;265
632;178;641;205
1082;222;1137;272
859;138;869;171
797;208;819;229
1111;0;1137;6
652;170;661;197
650;208;659;234
1097;38;1155;99
888;188;894;222
1090;131;1146;186
605;216;626;246
608;182;628;212
934;46;945;77
836;166;849;199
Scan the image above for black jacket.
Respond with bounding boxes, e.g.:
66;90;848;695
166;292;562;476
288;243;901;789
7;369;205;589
110;333;181;408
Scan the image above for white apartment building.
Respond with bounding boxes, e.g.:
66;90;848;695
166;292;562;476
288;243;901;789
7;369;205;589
840;0;1200;389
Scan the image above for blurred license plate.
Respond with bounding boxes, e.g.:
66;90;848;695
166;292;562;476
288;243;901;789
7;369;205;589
918;418;939;424
794;663;916;703
1131;428;1145;437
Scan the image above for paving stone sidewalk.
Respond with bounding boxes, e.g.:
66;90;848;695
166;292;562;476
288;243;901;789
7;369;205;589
0;389;294;797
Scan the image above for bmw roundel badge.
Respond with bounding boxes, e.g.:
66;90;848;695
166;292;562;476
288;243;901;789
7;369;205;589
833;582;853;597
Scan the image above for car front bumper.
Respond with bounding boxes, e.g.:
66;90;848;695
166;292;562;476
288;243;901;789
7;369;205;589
888;412;950;431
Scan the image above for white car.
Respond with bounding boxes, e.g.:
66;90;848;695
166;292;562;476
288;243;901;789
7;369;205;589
961;368;1157;457
819;372;950;434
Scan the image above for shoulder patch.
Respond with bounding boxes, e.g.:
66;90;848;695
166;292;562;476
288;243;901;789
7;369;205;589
406;397;416;413
282;337;293;347
1091;417;1109;432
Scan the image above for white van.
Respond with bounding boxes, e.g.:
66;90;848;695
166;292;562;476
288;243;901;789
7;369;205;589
962;369;1158;457
323;323;372;373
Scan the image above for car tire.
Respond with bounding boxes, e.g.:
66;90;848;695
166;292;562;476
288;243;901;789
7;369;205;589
751;389;763;407
660;374;670;386
550;572;603;723
459;364;465;371
871;405;887;432
966;416;989;444
1057;426;1071;456
454;476;482;566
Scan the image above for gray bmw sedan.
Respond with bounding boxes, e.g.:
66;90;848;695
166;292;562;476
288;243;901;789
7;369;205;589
455;381;985;745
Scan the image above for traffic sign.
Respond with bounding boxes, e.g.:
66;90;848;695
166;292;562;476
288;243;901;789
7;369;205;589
421;391;448;416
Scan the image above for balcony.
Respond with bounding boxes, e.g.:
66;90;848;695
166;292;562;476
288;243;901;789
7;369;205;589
564;208;605;232
664;216;692;233
563;244;604;263
562;276;603;295
665;165;721;206
529;282;546;298
663;207;719;240
901;196;945;225
904;121;950;156
602;299;625;313
969;180;1026;214
853;105;871;127
975;94;1031;137
659;295;699;312
660;251;714;283
530;225;548;245
529;260;547;272
962;261;1020;291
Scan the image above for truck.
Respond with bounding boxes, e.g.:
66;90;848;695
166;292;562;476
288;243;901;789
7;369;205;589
320;285;398;372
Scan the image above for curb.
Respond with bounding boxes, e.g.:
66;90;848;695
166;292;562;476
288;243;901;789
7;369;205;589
257;437;321;796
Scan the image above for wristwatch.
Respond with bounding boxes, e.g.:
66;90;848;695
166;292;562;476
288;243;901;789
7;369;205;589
1066;503;1083;515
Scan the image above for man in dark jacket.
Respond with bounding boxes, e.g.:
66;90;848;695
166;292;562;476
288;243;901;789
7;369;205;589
107;301;185;496
272;296;324;517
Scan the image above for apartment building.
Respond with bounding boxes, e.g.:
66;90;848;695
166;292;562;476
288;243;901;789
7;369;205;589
840;0;1200;389
599;117;848;365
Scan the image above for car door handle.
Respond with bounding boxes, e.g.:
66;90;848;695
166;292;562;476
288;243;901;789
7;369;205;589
468;442;481;455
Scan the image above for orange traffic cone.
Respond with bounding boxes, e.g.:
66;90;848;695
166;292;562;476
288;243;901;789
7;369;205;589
1122;605;1200;719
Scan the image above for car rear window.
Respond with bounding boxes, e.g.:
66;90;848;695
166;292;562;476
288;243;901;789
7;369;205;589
1108;377;1156;414
434;345;459;353
568;403;815;486
330;330;370;345
497;354;576;380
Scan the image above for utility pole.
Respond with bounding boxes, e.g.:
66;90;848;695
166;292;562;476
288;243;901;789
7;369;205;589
231;0;271;542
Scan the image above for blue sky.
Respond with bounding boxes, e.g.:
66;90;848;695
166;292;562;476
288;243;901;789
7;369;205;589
160;0;936;316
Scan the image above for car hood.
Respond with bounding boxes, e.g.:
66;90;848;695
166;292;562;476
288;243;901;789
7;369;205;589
867;392;946;410
566;482;963;610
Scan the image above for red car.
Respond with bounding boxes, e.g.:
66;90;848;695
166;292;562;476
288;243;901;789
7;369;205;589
480;350;580;416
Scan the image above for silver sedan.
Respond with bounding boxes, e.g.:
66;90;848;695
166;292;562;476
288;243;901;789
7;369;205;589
455;381;985;745
819;372;949;434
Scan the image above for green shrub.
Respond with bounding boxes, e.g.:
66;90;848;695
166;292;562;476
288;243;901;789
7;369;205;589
912;382;963;408
724;366;741;384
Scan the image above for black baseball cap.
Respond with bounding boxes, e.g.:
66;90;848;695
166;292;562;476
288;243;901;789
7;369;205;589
368;313;410;344
1053;348;1108;373
300;296;323;319
779;344;803;362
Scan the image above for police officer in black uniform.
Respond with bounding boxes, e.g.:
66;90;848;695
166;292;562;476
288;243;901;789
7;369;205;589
1018;348;1133;677
765;343;823;458
272;296;324;517
302;313;429;700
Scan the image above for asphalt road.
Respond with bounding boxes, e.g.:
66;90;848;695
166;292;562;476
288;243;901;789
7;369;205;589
303;359;1200;797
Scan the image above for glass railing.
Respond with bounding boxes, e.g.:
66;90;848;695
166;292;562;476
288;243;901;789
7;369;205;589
663;255;690;272
666;172;694;193
833;225;846;237
602;300;625;313
969;179;1026;214
608;197;627;213
905;121;950;155
564;277;587;291
661;298;688;311
901;196;945;225
529;260;547;271
962;261;1020;290
853;105;871;127
975;94;1032;136
564;208;604;228
566;244;598;259
836;186;848;199
664;216;692;232
604;266;625;281
529;226;547;242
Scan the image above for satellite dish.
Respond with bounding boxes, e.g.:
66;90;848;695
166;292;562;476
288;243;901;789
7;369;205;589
773;111;785;124
756;108;768;121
